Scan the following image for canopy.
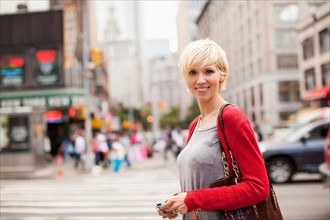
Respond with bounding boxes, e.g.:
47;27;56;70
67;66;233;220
304;85;330;101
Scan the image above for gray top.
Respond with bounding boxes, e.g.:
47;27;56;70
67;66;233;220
177;119;224;220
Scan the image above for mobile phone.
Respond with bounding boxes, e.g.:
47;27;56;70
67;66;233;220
156;200;166;209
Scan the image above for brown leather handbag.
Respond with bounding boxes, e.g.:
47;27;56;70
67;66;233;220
192;104;283;220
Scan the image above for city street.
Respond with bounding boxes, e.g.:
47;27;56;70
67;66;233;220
0;154;329;220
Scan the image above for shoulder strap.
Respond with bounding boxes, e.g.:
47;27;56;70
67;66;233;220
219;103;232;151
217;103;235;175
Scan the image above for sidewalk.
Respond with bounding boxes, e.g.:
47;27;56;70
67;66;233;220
34;151;178;179
0;151;179;180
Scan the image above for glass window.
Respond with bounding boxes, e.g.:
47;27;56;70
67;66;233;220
279;111;293;121
278;81;300;102
0;115;30;152
304;68;316;90
275;30;297;47
274;4;299;22
321;62;330;86
319;28;330;53
308;2;326;14
309;124;329;140
259;84;263;105
302;37;314;60
277;55;298;69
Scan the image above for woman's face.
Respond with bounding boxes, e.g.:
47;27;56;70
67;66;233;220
185;63;221;102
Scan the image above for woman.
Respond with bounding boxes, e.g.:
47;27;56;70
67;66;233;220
157;39;269;219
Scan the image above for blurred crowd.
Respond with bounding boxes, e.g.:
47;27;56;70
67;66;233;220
43;126;189;176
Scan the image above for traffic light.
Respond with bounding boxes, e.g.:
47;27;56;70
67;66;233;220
90;48;103;66
146;115;153;123
158;101;166;110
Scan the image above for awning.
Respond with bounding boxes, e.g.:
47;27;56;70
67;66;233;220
304;85;330;101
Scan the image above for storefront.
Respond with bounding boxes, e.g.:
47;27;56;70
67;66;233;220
0;90;85;177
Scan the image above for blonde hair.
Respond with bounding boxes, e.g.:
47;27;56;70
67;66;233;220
178;39;229;90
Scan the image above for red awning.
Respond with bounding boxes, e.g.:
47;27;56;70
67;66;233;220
304;85;330;101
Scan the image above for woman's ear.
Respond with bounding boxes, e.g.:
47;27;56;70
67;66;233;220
220;72;225;82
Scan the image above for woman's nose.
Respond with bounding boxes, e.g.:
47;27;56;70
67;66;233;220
197;74;206;83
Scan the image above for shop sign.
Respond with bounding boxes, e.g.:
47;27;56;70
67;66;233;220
0;95;85;108
34;49;60;85
0;54;25;86
44;110;63;123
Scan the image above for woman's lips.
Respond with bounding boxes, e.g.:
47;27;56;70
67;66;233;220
195;86;210;92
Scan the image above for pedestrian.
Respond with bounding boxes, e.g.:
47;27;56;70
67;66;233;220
62;137;73;162
119;132;132;167
95;130;109;168
43;134;52;161
74;129;86;170
110;134;126;173
172;126;185;158
156;39;270;219
259;116;274;141
163;126;175;161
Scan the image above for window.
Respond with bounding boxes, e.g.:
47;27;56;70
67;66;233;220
304;68;316;90
278;81;300;102
274;4;299;22
277;55;298;69
250;63;254;77
308;2;326;14
0;115;30;152
302;37;314;60
321;62;330;86
259;84;263;105
279;111;293;121
319;28;330;53
275;30;297;47
309;124;329;140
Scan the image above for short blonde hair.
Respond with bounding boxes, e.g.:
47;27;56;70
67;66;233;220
178;39;229;90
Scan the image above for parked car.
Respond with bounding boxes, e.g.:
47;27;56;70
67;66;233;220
259;120;329;183
319;128;330;187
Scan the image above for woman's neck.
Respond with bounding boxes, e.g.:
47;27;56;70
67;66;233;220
198;96;226;128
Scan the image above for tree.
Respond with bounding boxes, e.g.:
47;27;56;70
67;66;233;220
183;99;200;127
159;106;180;129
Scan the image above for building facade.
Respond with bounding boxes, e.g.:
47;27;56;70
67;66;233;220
297;1;330;105
149;55;181;132
102;1;147;109
196;0;326;127
176;0;207;121
0;1;110;176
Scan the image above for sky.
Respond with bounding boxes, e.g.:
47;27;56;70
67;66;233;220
94;0;179;52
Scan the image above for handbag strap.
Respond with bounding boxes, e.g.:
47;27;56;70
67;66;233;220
218;103;242;182
219;104;276;188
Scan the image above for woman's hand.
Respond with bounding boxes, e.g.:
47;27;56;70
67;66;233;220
156;208;178;219
157;192;188;218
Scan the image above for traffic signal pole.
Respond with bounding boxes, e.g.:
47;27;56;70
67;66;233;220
82;0;92;169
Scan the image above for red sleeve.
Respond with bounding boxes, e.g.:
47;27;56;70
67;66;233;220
185;115;200;145
184;106;269;211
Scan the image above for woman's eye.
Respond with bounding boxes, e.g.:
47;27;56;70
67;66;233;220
205;69;214;74
189;71;197;76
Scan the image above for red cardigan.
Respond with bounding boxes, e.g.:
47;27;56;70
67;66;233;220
184;105;269;212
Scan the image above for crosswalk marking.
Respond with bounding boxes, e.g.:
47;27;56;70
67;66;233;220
1;157;181;220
